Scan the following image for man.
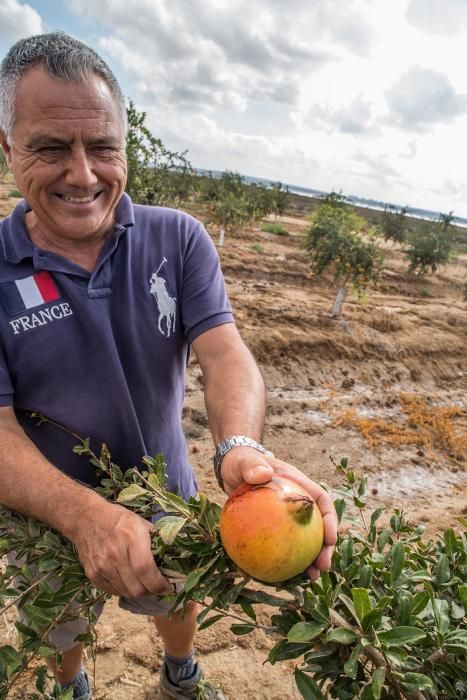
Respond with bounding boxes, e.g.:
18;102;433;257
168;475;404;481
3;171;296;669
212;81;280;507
0;31;337;700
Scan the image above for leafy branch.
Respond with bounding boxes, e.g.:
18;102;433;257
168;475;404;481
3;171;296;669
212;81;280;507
0;420;465;699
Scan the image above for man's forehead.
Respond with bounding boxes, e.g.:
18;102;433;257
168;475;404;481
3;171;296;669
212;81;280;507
14;65;119;115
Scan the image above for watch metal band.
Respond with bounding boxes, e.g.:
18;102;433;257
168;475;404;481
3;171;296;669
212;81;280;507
213;435;274;491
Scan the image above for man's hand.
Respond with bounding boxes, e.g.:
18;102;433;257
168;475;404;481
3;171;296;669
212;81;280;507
70;501;172;598
220;447;338;581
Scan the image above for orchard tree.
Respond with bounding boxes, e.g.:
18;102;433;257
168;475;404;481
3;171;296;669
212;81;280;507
269;181;290;219
0;147;7;176
125;101;193;207
381;203;409;244
200;171;276;245
305;193;384;318
405;212;456;275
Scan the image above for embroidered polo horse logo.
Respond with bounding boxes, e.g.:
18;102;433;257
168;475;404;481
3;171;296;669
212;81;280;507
149;258;177;338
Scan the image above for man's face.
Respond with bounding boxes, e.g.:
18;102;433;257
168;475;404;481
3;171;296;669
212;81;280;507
0;65;127;243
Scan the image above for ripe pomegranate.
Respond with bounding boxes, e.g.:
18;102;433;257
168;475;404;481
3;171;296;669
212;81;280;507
219;476;324;583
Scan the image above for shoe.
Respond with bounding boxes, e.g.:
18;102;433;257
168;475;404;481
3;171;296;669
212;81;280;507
60;668;92;700
159;662;225;699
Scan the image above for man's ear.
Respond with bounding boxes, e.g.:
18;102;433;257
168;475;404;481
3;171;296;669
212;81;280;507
0;131;12;167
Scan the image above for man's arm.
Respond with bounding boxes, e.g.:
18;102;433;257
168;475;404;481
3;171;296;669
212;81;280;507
192;323;338;578
0;406;170;597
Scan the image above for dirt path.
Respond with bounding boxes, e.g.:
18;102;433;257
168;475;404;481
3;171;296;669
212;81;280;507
2;201;466;698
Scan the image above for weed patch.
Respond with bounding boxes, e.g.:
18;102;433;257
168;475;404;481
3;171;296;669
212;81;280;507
334;392;466;461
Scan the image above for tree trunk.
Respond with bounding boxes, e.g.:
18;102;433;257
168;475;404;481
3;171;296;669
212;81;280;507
331;286;346;318
218;227;225;247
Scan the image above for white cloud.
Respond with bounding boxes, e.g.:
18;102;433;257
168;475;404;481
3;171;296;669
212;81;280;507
0;0;43;41
6;0;466;216
406;0;467;35
385;66;467;130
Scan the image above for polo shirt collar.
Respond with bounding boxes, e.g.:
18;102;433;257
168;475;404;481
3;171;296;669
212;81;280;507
2;192;135;265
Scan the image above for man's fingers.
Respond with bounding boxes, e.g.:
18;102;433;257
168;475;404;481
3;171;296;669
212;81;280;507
241;463;274;485
127;534;172;596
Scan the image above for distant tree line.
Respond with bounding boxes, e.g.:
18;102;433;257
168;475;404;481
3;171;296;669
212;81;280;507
125;101;289;245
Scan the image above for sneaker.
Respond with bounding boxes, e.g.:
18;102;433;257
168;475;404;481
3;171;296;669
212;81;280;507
59;668;92;700
159;662;225;699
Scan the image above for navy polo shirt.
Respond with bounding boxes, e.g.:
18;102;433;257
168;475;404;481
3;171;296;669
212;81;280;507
0;193;234;498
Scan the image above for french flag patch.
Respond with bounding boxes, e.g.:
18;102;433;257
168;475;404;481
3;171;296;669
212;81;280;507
0;272;61;316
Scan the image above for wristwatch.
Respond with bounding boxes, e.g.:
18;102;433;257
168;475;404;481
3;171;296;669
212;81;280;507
213;435;274;491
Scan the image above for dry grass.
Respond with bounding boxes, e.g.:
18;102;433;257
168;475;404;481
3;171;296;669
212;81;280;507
334;392;467;461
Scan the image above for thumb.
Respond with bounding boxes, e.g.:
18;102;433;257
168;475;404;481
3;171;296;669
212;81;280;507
242;461;274;485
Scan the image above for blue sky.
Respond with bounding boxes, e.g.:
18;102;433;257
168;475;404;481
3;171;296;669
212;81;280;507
1;0;467;216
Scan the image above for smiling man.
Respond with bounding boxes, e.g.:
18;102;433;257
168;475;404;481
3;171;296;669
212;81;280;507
0;32;337;700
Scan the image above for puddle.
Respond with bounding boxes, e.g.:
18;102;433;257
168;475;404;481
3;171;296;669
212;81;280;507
370;464;464;500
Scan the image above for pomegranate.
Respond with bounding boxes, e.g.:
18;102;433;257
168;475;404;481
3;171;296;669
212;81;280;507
219;476;324;583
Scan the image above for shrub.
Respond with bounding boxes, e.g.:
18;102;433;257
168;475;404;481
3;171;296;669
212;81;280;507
251;243;264;253
405;214;456;275
261;222;288;235
380;204;409;244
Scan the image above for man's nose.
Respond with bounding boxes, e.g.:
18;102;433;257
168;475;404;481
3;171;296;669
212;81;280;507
64;148;98;187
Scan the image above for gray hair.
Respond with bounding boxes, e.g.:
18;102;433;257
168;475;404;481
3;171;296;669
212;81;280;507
0;30;127;141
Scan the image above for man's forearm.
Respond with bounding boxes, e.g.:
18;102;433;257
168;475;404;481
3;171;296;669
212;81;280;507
193;324;267;444
0;411;104;540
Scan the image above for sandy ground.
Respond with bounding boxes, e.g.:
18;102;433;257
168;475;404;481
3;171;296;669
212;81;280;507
1;184;466;698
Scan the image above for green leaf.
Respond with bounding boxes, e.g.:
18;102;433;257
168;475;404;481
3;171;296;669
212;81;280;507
395;593;412;627
287;622;326;643
0;645;24;675
184;567;208;593
157;516;187;545
198;614;224;631
240;602;256;621
334;498;346;523
434;554;450;586
361;608;383;634
343;643;363;679
358;565;372;588
116;484;148;503
42;530;62;549
378;627;426;646
325;628;358;645
390;541;405;583
370;508;384;528
377;529;391;553
294;669;326;700
352;588;371;624
38;556;61;573
338;594;359;625
400;673;434;692
339;538;354;571
432;598;450;635
443;528;458;557
230;624;255;635
459;585;467;612
371;667;386;699
358;476;368;496
411;591;430;616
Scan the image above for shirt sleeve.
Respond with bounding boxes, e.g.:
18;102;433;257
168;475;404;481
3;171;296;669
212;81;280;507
180;222;234;343
0;342;14;406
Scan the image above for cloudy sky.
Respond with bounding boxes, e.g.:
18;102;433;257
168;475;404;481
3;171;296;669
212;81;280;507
1;0;467;216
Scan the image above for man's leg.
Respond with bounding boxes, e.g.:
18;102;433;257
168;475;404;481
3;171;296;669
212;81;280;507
47;643;84;684
153;600;199;657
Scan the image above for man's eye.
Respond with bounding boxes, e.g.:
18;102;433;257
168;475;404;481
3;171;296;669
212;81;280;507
39;146;63;154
